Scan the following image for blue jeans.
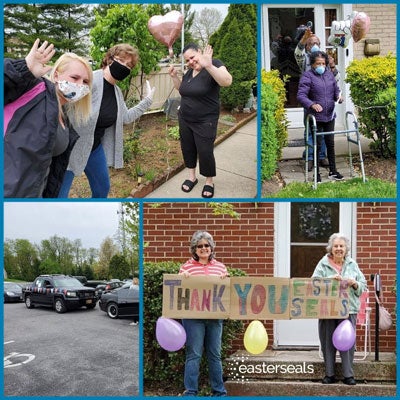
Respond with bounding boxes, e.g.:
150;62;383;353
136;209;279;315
182;319;226;396
58;144;110;198
303;109;327;160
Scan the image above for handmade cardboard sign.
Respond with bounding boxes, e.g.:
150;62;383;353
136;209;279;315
162;275;350;320
162;274;230;319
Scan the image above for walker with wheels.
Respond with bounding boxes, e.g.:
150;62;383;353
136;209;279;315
305;111;366;189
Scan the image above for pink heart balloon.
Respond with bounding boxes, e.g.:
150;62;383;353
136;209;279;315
148;11;184;56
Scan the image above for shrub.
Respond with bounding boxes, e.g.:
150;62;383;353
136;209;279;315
261;69;289;180
345;55;396;158
219;18;256;110
143;261;246;395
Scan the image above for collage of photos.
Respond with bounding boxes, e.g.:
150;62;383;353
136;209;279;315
2;2;397;398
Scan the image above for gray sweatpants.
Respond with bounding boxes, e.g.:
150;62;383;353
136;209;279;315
319;314;357;378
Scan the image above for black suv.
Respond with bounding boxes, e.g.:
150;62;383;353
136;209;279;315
23;274;97;313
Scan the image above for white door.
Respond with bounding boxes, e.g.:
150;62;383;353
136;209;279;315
273;202;356;347
261;4;354;128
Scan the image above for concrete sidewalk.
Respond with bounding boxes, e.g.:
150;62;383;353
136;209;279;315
145;116;257;199
279;126;373;185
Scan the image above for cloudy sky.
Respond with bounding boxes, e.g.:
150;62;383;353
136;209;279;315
190;3;229;18
3;202;128;249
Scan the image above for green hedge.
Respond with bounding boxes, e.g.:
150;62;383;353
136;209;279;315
346;55;396;158
261;69;289;180
143;261;246;395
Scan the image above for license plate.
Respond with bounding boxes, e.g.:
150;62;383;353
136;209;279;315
86;299;92;304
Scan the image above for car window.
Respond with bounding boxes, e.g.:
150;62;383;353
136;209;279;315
53;277;83;288
4;283;20;290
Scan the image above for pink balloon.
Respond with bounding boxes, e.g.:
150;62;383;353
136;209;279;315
351;12;371;42
332;319;356;351
156;317;186;351
148;11;184;56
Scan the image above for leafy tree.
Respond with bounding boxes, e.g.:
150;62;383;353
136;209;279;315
4;3;95;58
90;4;163;99
191;7;223;48
96;237;119;279
12;239;38;281
109;254;131;280
210;4;257;58
38;235;75;275
219;18;257;109
122;202;140;278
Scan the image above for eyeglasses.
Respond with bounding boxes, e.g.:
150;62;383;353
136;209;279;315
197;244;210;249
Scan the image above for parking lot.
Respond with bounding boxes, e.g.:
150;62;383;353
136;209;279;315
3;301;139;396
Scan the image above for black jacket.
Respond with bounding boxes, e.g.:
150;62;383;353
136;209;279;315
4;58;78;198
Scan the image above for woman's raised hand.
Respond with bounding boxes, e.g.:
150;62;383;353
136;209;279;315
25;38;56;78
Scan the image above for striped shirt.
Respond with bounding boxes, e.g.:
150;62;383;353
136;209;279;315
179;258;227;276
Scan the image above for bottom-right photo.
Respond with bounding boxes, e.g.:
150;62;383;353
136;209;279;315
142;201;396;397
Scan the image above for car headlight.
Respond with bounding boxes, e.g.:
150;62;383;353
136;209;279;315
6;291;16;296
66;291;77;297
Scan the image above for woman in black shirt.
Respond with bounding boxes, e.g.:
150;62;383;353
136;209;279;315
169;43;232;198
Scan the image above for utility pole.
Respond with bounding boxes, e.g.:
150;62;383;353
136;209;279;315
117;203;126;257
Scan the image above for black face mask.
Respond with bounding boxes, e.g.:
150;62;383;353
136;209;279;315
109;59;131;81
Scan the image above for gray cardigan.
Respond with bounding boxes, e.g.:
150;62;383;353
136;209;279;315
67;69;153;176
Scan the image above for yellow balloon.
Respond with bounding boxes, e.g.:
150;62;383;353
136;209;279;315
243;320;268;354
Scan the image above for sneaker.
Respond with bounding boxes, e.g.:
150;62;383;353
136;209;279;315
307;160;314;172
328;171;344;181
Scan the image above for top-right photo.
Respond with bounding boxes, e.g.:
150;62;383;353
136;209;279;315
260;3;396;198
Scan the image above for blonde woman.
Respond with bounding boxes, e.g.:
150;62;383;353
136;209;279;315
4;38;93;198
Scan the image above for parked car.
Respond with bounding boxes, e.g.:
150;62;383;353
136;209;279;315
4;282;23;303
23;274;97;313
95;280;125;298
84;280;107;288
99;283;139;319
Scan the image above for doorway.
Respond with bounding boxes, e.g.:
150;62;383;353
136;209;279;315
261;4;352;128
274;202;355;347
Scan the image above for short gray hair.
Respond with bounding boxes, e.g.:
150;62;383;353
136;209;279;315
190;230;215;261
326;233;350;257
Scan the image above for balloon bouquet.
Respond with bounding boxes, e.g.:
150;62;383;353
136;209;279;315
327;11;370;48
148;10;184;59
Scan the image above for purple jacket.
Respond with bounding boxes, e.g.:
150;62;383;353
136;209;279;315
297;68;340;122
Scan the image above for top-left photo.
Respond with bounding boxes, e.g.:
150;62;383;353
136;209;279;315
4;3;257;199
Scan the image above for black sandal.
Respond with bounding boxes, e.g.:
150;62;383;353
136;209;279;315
181;179;198;193
201;184;214;198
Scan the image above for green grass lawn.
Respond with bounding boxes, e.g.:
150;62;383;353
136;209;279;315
269;177;396;199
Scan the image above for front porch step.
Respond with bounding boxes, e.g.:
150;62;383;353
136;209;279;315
225;380;397;397
224;350;396;396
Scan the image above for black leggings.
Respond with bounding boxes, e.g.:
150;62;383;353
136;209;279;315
178;114;218;177
316;120;336;174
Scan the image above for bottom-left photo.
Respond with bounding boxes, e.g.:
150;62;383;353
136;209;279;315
3;201;140;396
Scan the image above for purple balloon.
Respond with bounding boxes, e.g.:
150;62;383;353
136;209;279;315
332;319;356;351
156;317;186;351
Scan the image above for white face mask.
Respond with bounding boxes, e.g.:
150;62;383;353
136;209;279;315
57;80;90;103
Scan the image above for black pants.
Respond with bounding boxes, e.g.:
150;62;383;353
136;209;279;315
178;114;218;177
316;120;336;174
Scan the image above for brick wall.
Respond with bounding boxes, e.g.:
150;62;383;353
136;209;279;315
352;4;397;59
355;202;397;352
143;202;396;352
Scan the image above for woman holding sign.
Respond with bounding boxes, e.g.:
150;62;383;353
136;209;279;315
312;233;367;385
179;230;228;396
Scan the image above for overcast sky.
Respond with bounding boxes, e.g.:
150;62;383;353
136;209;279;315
3;202;126;249
190;3;229;18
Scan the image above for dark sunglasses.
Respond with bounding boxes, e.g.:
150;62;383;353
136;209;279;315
197;244;210;249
